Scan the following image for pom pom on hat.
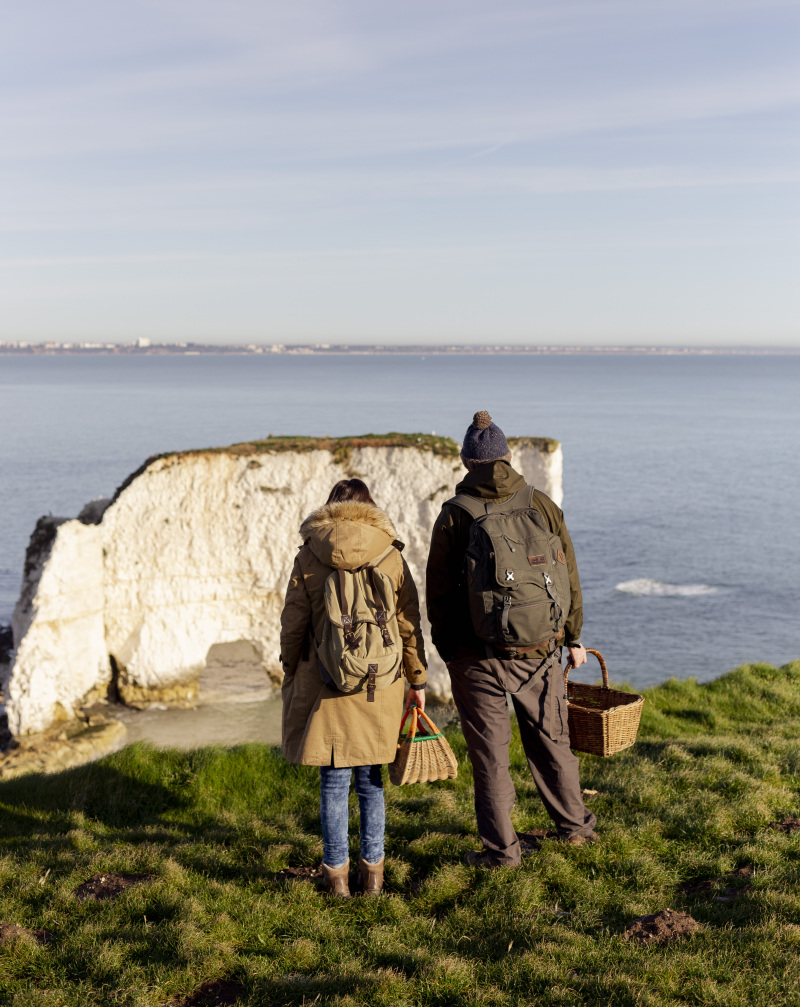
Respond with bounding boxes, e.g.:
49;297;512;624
462;410;509;462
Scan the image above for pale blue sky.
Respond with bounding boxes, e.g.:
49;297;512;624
1;0;798;344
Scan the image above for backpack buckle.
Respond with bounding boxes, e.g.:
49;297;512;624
341;613;359;650
376;610;394;646
367;664;377;703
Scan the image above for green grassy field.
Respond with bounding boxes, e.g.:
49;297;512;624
2;661;800;1006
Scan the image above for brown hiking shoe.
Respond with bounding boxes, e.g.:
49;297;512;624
359;855;384;896
321;860;351;898
559;830;599;847
463;849;519;869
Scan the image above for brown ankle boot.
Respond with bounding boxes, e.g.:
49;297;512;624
359;855;384;896
321;860;351;898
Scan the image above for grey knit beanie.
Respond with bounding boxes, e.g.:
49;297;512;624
461;411;510;462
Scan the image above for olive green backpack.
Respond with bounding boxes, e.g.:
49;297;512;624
449;487;571;655
317;546;403;701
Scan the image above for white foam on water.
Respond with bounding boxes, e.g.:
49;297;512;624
615;578;719;597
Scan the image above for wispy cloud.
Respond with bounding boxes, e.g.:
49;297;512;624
0;0;797;341
2;161;797;238
1;0;797;162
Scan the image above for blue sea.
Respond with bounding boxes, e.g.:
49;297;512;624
1;352;799;690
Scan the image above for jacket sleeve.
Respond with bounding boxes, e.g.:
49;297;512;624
559;519;584;646
395;558;427;687
279;552;312;677
425;504;466;663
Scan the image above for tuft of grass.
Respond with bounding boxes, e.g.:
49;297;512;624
1;661;800;1004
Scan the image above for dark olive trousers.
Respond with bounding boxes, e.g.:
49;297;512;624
448;651;596;866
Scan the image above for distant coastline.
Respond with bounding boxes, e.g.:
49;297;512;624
1;341;798;356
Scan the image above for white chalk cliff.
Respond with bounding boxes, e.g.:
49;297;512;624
6;435;562;736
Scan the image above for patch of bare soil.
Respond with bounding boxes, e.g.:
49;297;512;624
0;923;53;945
516;829;558;851
72;872;155;901
168;978;244;1006
274;865;322;882
770;817;800;833
678;864;754;898
716;865;755;902
624;908;700;946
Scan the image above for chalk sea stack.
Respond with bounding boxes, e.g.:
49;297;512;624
4;434;562;737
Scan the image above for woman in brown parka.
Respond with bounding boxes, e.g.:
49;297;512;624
279;479;427;897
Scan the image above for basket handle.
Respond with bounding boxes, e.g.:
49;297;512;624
415;709;442;737
398;704;441;739
564;648;609;690
398;705;419;740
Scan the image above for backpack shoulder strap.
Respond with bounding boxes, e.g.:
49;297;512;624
368;544;398;571
446;492;491;520
364;550;396;646
447;486;538;520
488;486;535;514
336;568;359;650
525;486;554;531
485;487;551;536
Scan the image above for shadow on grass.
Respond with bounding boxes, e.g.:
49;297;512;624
0;740;321;829
0;759;186;834
666;708;716;728
0;742;334;891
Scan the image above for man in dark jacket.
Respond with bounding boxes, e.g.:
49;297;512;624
426;411;597;867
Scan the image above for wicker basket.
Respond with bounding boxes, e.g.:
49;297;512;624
565;648;644;756
389;706;458;785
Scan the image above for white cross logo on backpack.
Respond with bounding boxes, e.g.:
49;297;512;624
505;569;515;581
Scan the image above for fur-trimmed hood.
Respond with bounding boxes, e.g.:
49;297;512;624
299;500;403;570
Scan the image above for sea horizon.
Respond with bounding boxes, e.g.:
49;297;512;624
3;342;800;356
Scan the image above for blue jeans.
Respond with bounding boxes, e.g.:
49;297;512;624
319;764;385;867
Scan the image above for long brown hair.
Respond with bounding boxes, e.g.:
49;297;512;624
325;478;376;506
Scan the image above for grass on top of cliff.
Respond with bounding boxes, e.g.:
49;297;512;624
160;433;560;461
112;433;561;500
163;433;464;464
2;661;800;1007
